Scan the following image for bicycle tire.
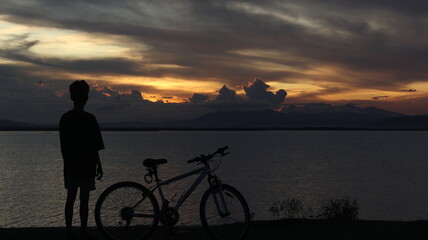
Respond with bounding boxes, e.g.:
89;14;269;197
95;181;159;240
200;184;250;240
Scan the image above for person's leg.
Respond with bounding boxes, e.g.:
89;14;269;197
79;190;90;235
65;188;78;232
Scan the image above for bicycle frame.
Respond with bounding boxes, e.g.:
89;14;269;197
130;161;230;218
152;164;209;211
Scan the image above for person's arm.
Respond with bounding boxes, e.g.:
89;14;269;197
92;115;104;180
95;151;103;180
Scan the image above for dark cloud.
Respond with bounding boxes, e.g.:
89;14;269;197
243;78;287;107
299;0;428;16
0;76;291;124
0;35;58;68
215;85;238;102
59;58;143;75
87;78;290;123
93;87;145;102
60;85;211;123
2;0;427;88
194;80;289;111
189;93;210;104
98;83;191;99
372;96;389;100
0;74;68;124
1;0;428;118
401;89;416;92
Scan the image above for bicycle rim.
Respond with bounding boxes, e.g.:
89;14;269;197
200;184;250;240
95;182;159;240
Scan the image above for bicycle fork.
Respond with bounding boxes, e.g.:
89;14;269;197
208;175;230;217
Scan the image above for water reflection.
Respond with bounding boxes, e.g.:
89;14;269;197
1;131;428;227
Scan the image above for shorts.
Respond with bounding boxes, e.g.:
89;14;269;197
64;176;96;191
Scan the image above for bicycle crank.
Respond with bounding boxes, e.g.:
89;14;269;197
160;207;179;227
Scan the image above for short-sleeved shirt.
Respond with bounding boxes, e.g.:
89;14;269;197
60;109;104;177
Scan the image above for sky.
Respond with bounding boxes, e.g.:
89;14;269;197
1;0;428;124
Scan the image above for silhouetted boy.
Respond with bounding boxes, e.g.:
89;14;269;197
60;80;104;239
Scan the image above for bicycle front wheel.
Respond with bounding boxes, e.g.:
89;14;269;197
200;184;250;240
95;181;159;240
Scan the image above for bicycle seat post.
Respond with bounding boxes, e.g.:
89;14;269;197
151;166;160;182
150;165;169;209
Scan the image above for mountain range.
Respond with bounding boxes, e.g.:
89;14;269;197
161;104;408;129
1;104;427;130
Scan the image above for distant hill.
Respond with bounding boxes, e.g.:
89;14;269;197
100;121;156;129
99;104;424;130
167;110;287;128
282;103;403;121
278;104;405;128
2;104;428;130
0;119;34;130
374;115;428;129
163;104;406;129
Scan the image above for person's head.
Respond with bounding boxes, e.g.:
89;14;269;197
69;80;89;107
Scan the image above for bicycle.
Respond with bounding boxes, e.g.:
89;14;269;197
95;146;250;240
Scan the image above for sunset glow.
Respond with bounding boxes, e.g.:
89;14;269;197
1;1;428;123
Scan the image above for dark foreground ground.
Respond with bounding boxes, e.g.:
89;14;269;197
2;220;428;240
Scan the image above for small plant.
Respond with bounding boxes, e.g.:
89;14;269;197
282;198;303;219
301;206;316;219
269;200;282;220
318;197;359;220
269;198;303;220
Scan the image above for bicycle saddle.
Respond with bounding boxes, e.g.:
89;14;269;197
143;158;168;167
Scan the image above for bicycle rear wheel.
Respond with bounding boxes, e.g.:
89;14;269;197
200;184;250;240
95;181;159;240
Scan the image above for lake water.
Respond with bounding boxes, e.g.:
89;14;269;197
1;130;428;227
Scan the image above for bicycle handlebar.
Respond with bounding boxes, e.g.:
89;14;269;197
187;146;229;164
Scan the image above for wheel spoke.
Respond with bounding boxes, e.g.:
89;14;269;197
95;182;159;240
132;213;156;218
201;185;249;240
